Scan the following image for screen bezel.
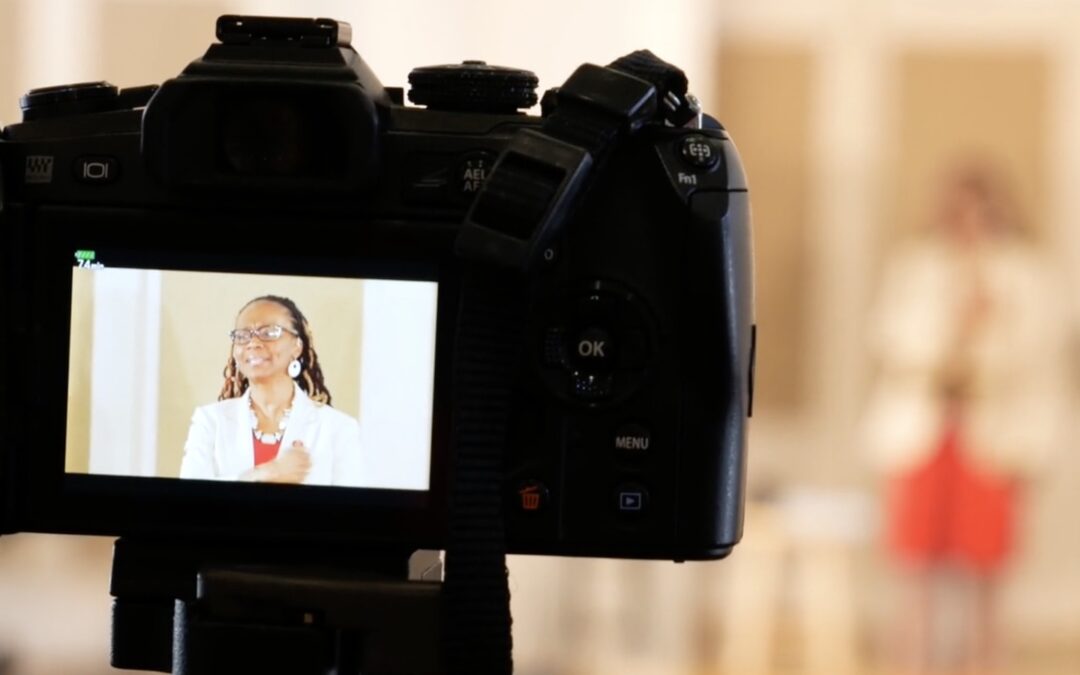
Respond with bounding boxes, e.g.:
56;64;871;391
14;206;459;547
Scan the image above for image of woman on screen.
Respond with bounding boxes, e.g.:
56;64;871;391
179;295;364;486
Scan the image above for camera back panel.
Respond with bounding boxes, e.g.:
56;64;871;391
0;18;753;561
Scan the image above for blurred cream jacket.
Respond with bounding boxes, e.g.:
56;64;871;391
861;238;1070;476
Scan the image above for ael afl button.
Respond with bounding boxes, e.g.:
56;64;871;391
74;156;120;184
457;151;496;199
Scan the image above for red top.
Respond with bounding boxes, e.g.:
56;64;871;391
253;436;283;466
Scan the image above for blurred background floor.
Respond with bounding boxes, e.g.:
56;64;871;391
2;523;1079;674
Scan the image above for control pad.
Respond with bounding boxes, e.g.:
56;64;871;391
536;282;656;406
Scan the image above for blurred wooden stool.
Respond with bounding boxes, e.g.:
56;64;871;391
714;490;872;675
713;502;788;675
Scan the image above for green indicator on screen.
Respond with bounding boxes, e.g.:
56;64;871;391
74;250;104;269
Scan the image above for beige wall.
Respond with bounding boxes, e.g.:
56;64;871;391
0;0;20;125
99;1;226;89
65;270;364;478
888;49;1049;242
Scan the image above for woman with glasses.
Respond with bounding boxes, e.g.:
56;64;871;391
179;295;364;486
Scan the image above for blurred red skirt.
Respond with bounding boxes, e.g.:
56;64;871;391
885;423;1017;574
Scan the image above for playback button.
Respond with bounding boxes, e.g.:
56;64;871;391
74;156;120;184
615;483;649;516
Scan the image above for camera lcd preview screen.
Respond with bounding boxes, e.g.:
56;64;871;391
64;251;438;491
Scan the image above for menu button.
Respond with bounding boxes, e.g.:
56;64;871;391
614;423;651;454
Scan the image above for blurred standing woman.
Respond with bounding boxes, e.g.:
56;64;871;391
180;295;364;486
862;163;1069;674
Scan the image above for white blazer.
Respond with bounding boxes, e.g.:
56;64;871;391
860;238;1070;477
179;382;364;487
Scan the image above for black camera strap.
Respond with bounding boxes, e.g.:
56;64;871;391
443;271;525;674
446;52;690;674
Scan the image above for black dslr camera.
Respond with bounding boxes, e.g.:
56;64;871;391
0;16;754;563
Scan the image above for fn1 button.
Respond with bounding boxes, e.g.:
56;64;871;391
679;135;719;170
74;156;119;184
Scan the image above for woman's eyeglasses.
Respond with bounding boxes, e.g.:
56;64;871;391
228;324;298;345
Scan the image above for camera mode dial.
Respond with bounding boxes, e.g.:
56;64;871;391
408;62;539;113
19;82;158;122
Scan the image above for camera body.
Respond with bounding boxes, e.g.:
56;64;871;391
0;17;754;561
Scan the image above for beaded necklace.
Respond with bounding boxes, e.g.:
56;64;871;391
249;399;292;444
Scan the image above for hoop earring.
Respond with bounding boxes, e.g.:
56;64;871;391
288;359;302;379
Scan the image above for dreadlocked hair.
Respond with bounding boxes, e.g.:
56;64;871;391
218;295;333;405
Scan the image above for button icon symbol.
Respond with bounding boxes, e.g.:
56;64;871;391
520;485;542;511
577;339;607;358
25;155;54;184
570;326;615;371
615;434;649;451
82;161;110;180
686;142;712;163
615;483;649;517
74;156;119;185
619;492;643;511
457;151;496;198
516;481;548;513
679;134;720;170
572;372;613;400
461;163;487;192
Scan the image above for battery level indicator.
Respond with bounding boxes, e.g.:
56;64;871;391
74;250;104;269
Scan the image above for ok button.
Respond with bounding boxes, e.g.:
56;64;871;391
571;326;616;371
